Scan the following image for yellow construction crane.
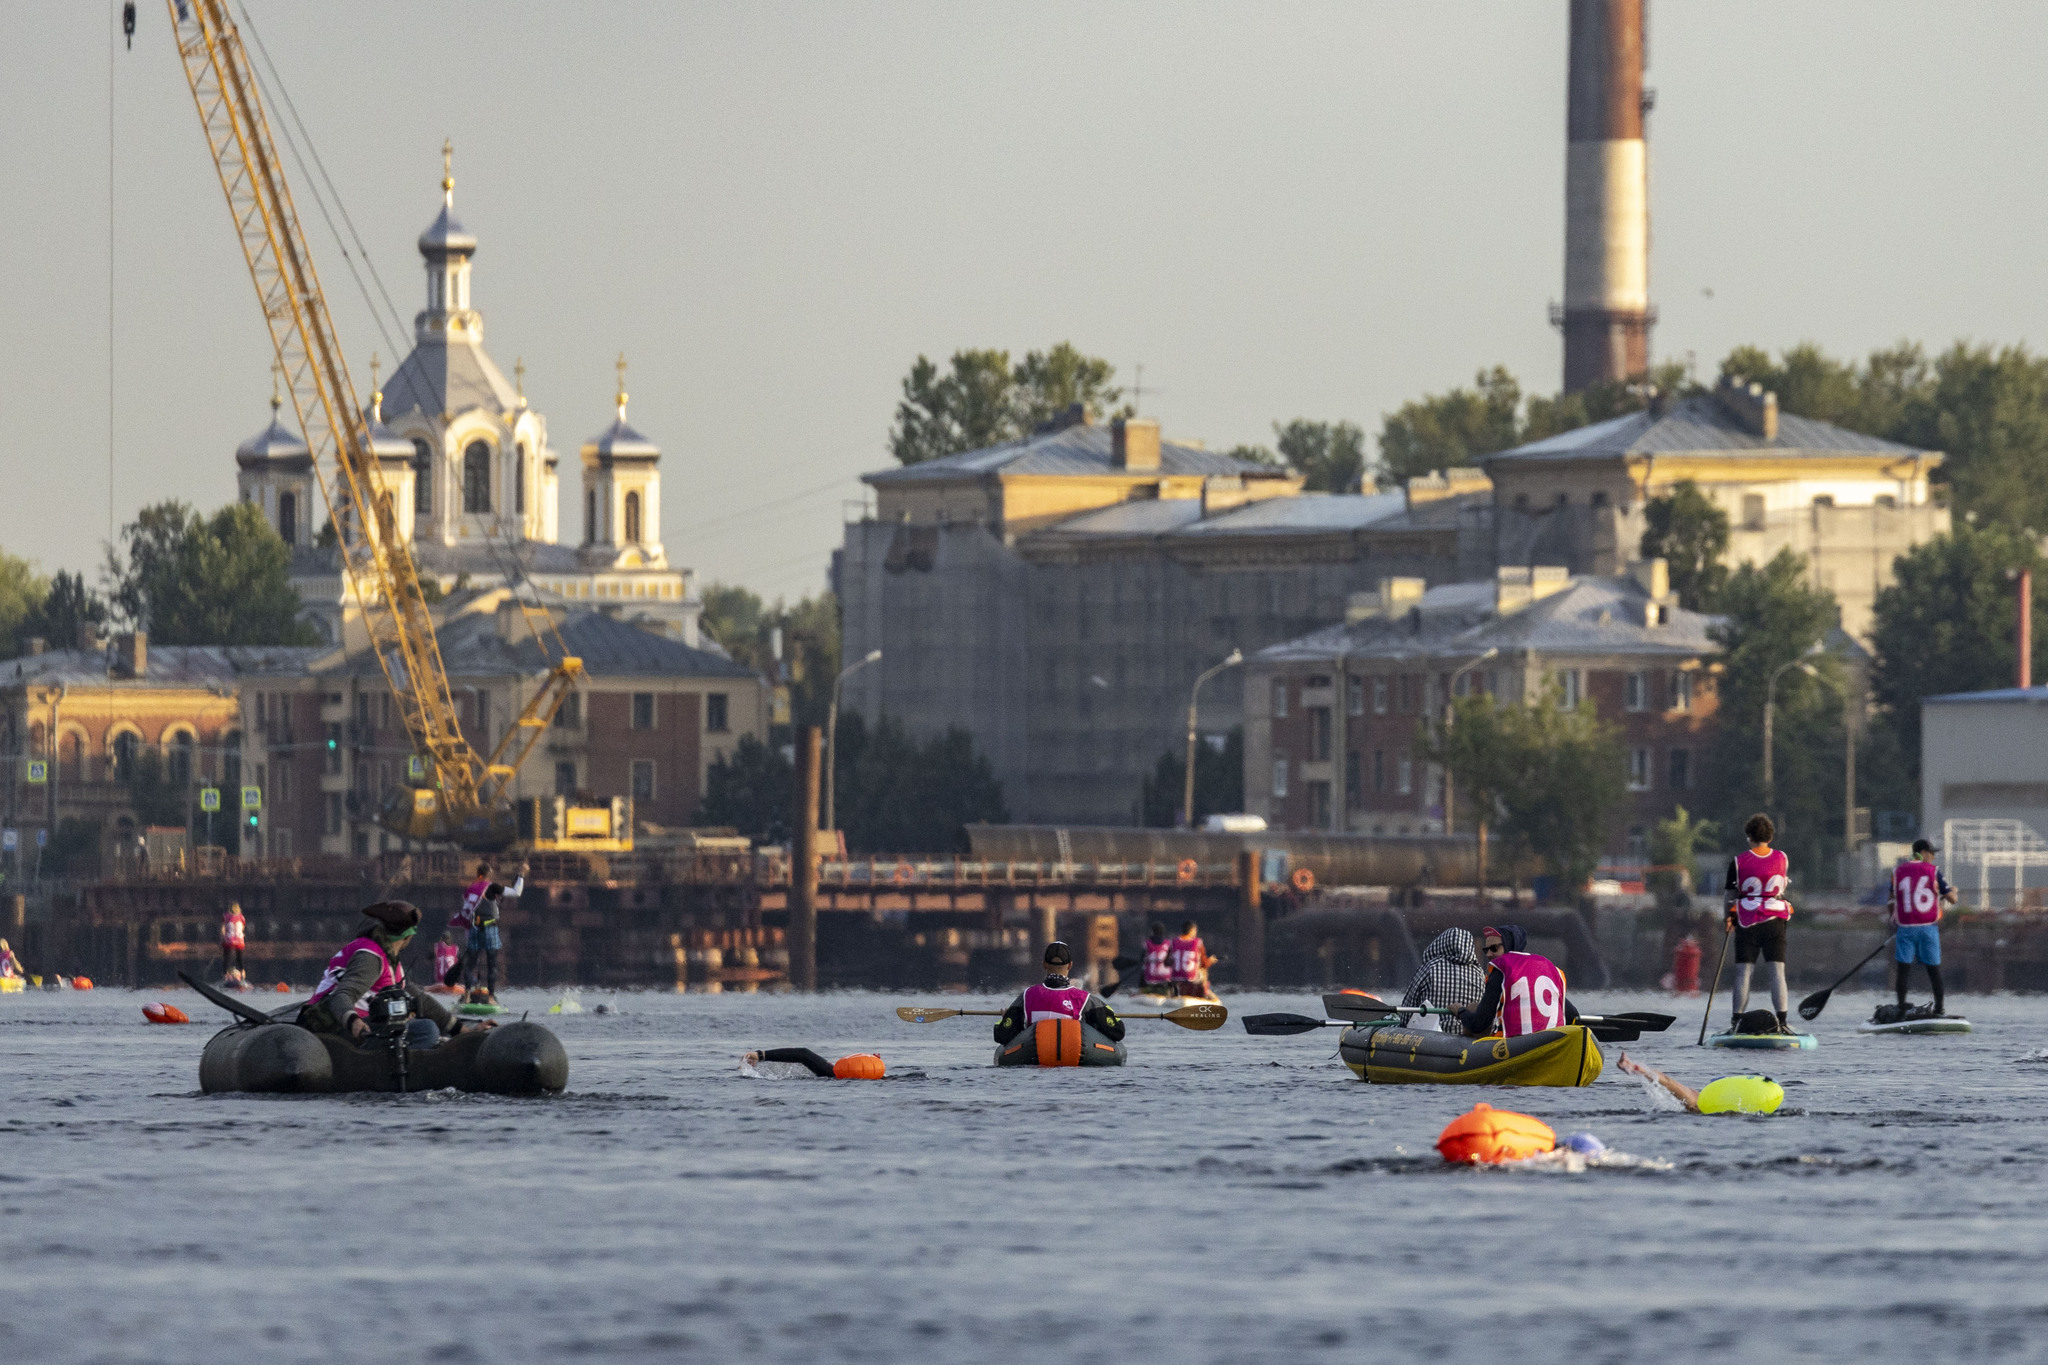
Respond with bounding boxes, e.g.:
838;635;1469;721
165;0;623;851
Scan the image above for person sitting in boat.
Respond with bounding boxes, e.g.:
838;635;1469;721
1400;927;1486;1035
0;938;21;979
1168;919;1215;999
1140;922;1173;993
1451;925;1580;1038
993;941;1126;1046
298;901;455;1043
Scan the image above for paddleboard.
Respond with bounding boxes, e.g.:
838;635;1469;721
458;1002;510;1017
1706;1030;1817;1050
1857;1016;1973;1035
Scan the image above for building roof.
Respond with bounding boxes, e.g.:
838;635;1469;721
418;200;476;257
379;336;519;424
864;421;1280;485
1485;393;1928;466
1924;685;2048;705
3;644;324;689
583;408;659;462
1171;492;1407;538
236;399;311;469
306;601;755;683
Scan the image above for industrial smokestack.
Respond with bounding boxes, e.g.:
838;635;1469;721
1561;0;1651;392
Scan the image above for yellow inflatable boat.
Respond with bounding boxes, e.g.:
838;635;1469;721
1339;1022;1603;1087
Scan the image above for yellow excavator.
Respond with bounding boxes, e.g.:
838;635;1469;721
165;1;627;852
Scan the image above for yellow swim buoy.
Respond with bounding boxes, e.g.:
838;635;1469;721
1697;1074;1784;1115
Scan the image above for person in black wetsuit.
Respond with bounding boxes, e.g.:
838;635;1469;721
1449;924;1580;1036
742;1048;884;1078
992;941;1126;1046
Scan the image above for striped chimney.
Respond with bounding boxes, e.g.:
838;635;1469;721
1561;0;1652;392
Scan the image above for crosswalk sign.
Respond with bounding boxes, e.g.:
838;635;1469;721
24;760;46;784
240;785;262;811
200;787;221;812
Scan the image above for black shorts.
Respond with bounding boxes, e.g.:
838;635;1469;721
1733;918;1788;964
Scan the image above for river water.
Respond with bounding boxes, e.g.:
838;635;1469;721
4;985;2047;1363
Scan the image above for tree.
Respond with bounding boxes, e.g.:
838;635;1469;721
1649;806;1719;903
1273;420;1369;493
124;748;190;829
1521;360;1692;441
831;711;1007;853
697;734;794;844
1639;479;1731;610
888;344;1125;465
1377;366;1523;484
0;550;46;657
1139;728;1245;827
107;500;318;646
698;583;840;728
1868;524;2046;794
21;570;108;652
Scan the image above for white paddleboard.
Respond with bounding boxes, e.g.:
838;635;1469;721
1856;1016;1973;1035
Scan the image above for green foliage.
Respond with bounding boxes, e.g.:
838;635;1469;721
697;734;796;844
123;748;190;828
1273;420;1369;493
1377;366;1524;484
888;344;1127;465
0;550;47;657
107;500;318;646
1139;728;1245;827
1868;523;2046;793
1521;361;1692;443
698;583;840;728
1649;806;1720;900
23;570;110;651
1639;479;1731;610
1224;443;1280;467
832;712;1008;853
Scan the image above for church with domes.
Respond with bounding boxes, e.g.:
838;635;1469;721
233;148;701;647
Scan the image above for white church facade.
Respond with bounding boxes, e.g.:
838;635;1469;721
234;152;701;647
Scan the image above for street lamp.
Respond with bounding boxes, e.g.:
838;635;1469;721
1184;649;1243;829
1762;643;1825;808
824;649;882;835
1440;648;1500;836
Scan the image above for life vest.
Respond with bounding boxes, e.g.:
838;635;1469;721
1023;980;1091;1023
308;937;400;1019
432;942;460;976
1491;951;1568;1038
1141;939;1172;984
1168;934;1205;982
1892;860;1944;927
457;878;489;928
1733;848;1791;927
221;912;246;948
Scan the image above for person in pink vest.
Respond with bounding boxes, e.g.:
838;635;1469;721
1722;813;1797;1035
1140;922;1173;991
296;900;454;1041
220;902;247;985
1167;920;1216;1000
1891;837;1956;1017
992;941;1126;1046
1452;924;1579;1037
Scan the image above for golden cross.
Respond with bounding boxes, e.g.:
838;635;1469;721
442;138;454;192
515;356;526;398
615;352;629;410
369;352;381;396
270;359;283;410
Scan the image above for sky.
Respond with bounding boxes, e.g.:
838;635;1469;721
4;2;2047;604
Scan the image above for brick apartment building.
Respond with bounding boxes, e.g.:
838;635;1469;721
1245;560;1721;862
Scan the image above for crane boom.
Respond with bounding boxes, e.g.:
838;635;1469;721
166;0;590;846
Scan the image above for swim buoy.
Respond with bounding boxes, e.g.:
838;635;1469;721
1176;858;1199;883
274;982;291;992
142;1002;190;1025
70;977;94;991
832;1053;886;1079
892;861;915;884
1697;1074;1784;1115
1289;867;1316;893
1436;1102;1556;1164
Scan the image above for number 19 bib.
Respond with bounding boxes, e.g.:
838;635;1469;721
1492;951;1568;1037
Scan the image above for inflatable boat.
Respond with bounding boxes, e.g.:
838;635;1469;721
199;1019;568;1095
993;1017;1127;1067
1338;1022;1602;1086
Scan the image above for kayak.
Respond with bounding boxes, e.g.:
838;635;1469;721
1338;1023;1603;1087
1706;1030;1817;1050
0;977;22;993
1857;1016;1973;1036
198;1020;568;1095
993;1017;1126;1067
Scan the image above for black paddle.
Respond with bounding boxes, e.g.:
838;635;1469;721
1243;1012;1356;1036
1252;1009;1639;1042
179;970;282;1027
1100;956;1141;998
1797;935;1896;1021
1697;925;1733;1046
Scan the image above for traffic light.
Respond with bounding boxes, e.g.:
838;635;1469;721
247;812;259;830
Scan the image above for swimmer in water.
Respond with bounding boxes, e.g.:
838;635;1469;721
742;1048;885;1078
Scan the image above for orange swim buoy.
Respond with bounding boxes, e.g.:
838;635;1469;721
142;1002;190;1025
275;982;291;992
1176;858;1199;883
832;1053;886;1079
1436;1102;1556;1164
69;977;94;991
1290;867;1316;893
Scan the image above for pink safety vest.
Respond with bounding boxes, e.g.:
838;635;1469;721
457;878;490;925
221;912;246;948
1893;860;1944;927
1023;981;1091;1023
433;942;460;976
1733;848;1792;927
1168;935;1204;982
308;937;400;1019
1141;941;1172;984
1491;951;1569;1038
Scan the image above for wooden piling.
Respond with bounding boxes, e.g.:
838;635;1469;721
791;726;820;991
1236;848;1265;988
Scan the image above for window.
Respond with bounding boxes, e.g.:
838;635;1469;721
1308;781;1332;830
1669;747;1692;790
1397;757;1413;795
325;792;343;836
555;762;578;796
379;694;392;730
1556;669;1581;710
631;759;655;801
1624;672;1648;711
276;762;292;804
1627;825;1648;861
515;445;527;515
272;828;292;858
1397;675;1417;713
412;440;433;516
1344;751;1361;808
278;492;297;545
586;490;597;544
624;490;642;543
355;694;371;728
1346;675;1363;717
632;693;655;729
1272;757;1288;798
1309;707;1332;761
1372;677;1389;715
463;440;492;513
1271;681;1288;718
223;733;241;791
706;693;729;733
1669;670;1694;712
111;730;139;779
553;693;582;729
168;732;194;788
1741;492;1765;530
1628;746;1652;790
1372;749;1386;793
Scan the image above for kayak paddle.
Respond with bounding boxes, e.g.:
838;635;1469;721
179;970;283;1027
896;1006;1004;1022
1796;935;1896;1021
896;1002;1228;1031
1322;991;1403;1020
1243;1012;1361;1036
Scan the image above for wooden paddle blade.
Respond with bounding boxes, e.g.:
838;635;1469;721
896;1006;960;1023
1322;991;1398;1020
1241;1012;1331;1036
1162;1002;1229;1030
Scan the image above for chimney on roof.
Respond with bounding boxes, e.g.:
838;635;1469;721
114;631;146;679
76;624;103;653
1561;0;1652;392
1714;375;1779;441
1113;417;1161;472
1496;565;1571;615
1345;577;1427;622
1034;401;1090;434
26;637;45;656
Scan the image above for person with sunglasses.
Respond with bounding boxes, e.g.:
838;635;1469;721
298;900;455;1043
1452;925;1580;1038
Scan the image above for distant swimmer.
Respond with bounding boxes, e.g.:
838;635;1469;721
297;901;456;1043
742;1048;886;1079
1453;925;1580;1038
1891;838;1956;1018
1724;813;1796;1035
994;941;1127;1046
1140;922;1173;992
1168;919;1216;999
1401;928;1486;1035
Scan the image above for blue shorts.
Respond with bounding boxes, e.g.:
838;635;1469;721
468;925;501;952
1895;923;1941;965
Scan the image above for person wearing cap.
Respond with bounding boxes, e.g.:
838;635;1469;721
1452;925;1580;1038
0;938;22;980
298;900;455;1041
1892;838;1956;1017
992;941;1127;1047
